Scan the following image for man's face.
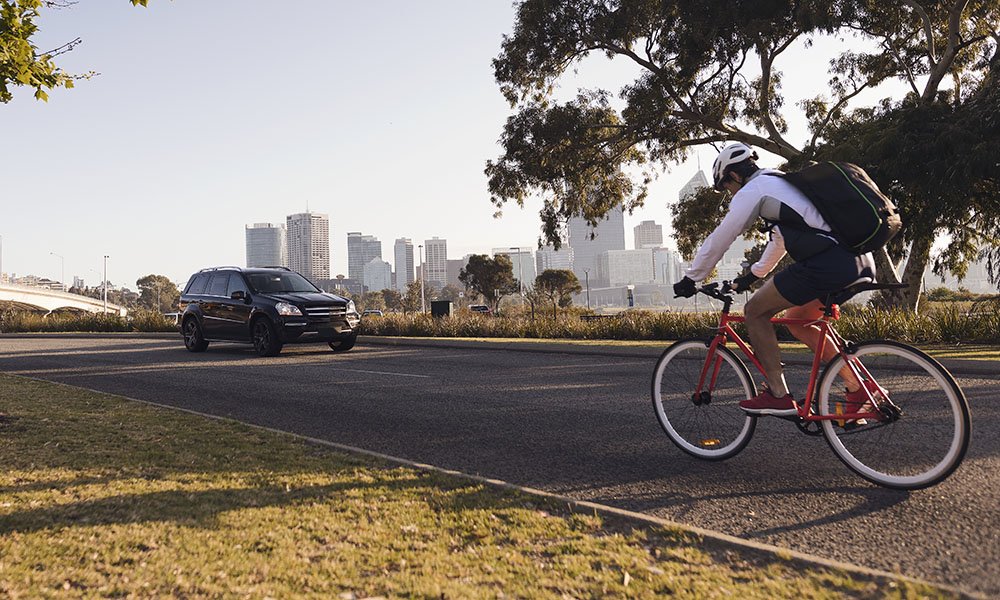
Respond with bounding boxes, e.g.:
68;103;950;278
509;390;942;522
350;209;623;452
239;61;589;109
721;174;743;195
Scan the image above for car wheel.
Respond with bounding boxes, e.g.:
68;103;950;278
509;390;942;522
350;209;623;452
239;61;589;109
328;332;357;353
182;318;209;352
252;318;283;357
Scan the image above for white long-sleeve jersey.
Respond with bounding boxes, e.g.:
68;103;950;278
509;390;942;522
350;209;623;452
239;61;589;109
684;169;836;282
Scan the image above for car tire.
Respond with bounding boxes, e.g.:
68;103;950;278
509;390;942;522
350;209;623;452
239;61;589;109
252;317;283;357
182;317;209;352
328;332;357;353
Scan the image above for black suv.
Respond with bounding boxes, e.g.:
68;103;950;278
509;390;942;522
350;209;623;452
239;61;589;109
178;266;360;356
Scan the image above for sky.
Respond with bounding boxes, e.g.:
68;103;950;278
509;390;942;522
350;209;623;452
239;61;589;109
1;1;889;291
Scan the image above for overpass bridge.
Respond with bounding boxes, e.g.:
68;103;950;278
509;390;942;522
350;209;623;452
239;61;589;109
0;284;127;315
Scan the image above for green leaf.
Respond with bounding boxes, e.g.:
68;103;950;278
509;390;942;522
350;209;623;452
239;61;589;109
34;88;48;102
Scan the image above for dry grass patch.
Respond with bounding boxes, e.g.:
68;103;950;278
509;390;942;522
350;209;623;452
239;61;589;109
0;375;957;599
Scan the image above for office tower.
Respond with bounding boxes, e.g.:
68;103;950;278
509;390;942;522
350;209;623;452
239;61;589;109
598;249;655;287
535;245;574;274
679;170;710;201
653;248;681;283
447;258;468;290
423;237;447;288
363;258;392;292
394;238;414;294
633;220;663;249
493;247;536;290
286;212;330;281
347;232;382;282
567;205;625;288
245;223;287;268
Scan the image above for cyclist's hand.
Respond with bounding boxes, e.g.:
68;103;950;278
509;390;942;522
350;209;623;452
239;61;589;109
673;277;697;298
732;272;760;293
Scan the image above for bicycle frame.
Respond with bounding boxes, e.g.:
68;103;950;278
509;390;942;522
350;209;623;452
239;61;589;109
698;305;881;422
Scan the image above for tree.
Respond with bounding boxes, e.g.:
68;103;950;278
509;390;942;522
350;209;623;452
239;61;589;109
439;283;463;304
135;274;179;312
382;288;403;313
360;290;385;312
1;1;151;104
458;254;519;313
535;269;582;319
403;280;429;314
489;0;1000;310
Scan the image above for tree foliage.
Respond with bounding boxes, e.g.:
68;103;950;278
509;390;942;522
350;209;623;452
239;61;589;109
534;269;582;318
490;0;1000;309
458;254;519;312
135;274;177;312
1;1;151;103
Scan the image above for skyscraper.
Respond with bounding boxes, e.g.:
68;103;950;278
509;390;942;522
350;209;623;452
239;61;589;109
535;245;574;274
363;258;392;292
245;223;287;268
679;170;710;200
347;232;382;281
286;212;330;281
393;238;414;294
423;237;447;288
633;220;663;249
493;247;536;290
567;205;625;288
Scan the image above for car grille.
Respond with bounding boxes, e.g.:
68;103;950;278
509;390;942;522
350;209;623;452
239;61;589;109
303;304;347;322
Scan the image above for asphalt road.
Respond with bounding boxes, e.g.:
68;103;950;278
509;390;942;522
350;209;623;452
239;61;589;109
1;335;997;597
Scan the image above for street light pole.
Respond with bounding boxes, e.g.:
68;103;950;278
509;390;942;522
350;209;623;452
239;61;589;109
418;244;425;313
584;269;591;311
103;255;109;313
50;252;65;292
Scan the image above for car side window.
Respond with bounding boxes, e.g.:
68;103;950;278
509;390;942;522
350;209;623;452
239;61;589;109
227;275;249;297
187;273;210;295
207;273;230;297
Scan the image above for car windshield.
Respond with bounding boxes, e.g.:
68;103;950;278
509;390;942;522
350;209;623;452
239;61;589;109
245;272;320;294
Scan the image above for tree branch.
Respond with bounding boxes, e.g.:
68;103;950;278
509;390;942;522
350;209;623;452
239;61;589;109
757;35;801;155
902;0;938;63
922;0;973;103
808;76;878;149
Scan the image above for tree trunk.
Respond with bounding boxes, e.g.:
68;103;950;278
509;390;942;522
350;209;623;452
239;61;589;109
899;234;933;312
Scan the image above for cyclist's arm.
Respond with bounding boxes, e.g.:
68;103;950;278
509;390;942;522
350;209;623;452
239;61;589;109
751;228;786;278
685;192;759;281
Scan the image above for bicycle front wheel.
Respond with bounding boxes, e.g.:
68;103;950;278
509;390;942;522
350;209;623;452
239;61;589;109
652;338;757;460
817;340;971;490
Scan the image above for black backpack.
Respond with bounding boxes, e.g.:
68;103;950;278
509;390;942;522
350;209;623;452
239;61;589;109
774;162;902;254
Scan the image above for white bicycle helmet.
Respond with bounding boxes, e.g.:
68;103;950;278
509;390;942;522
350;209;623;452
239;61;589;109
712;143;759;190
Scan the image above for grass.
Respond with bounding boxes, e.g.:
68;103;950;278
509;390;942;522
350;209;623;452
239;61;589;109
0;375;958;599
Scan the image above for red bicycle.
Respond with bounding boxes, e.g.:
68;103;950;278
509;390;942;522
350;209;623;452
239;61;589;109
651;280;971;490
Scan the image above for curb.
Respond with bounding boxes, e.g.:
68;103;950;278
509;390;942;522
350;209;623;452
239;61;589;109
11;373;980;599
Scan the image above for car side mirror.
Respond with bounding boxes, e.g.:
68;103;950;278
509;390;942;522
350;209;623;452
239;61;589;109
230;290;248;302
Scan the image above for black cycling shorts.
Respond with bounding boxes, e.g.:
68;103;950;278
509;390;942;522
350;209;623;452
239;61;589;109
773;244;876;306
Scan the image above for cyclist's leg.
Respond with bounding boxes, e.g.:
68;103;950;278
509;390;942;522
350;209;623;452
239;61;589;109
784;301;863;391
743;279;796;397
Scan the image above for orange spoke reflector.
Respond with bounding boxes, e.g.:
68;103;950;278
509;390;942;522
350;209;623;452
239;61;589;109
836;401;845;427
700;439;721;447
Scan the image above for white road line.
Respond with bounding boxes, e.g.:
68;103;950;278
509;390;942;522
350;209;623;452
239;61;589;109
339;368;431;378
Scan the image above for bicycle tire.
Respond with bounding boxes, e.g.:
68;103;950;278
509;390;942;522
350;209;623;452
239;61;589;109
652;338;757;460
816;340;971;490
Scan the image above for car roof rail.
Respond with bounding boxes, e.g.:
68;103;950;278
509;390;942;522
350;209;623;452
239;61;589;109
257;266;292;271
198;266;243;273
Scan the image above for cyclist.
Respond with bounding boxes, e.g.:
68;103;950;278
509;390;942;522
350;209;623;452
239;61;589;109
673;143;877;416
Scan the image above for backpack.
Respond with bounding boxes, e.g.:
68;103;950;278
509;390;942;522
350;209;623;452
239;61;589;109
774;162;902;254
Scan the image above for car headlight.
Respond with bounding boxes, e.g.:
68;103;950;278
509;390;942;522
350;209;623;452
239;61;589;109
347;300;358;314
275;301;302;316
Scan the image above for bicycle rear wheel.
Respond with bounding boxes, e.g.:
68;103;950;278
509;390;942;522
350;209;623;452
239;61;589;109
817;340;971;489
652;338;756;460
